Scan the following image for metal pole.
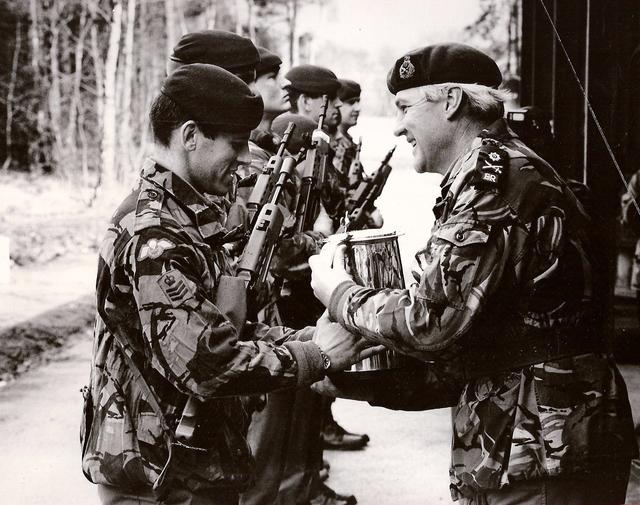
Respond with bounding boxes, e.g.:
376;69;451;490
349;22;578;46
550;0;557;135
583;0;591;184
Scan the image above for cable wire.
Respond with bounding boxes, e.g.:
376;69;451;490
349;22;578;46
537;0;640;217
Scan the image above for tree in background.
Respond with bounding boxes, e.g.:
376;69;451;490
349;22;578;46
464;0;521;80
0;0;330;191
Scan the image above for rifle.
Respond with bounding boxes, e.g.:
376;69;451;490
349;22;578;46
347;137;363;188
236;154;298;296
175;147;300;443
292;95;331;234
246;123;296;226
344;146;396;231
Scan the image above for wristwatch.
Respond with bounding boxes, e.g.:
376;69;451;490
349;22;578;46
317;347;331;371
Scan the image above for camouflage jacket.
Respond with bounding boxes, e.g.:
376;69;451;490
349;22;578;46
327;120;637;498
81;160;326;493
329;132;381;230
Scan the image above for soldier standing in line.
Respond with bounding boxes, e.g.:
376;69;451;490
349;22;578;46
320;78;383;451
252;65;365;505
167;32;348;505
235;46;291;202
80;63;377;505
310;43;638;505
238;59;335;505
166;29;263;241
333;78;384;229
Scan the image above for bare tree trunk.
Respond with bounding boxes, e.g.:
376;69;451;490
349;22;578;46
102;1;123;186
90;11;105;123
178;0;188;36
165;0;176;57
28;0;47;173
120;0;136;178
78;101;90;190
205;1;217;29
29;0;40;73
66;4;88;152
246;0;254;40
235;0;243;34
48;2;65;176
287;0;298;68
3;21;22;172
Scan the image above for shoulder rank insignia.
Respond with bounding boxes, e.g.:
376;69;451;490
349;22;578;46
139;238;175;261
472;139;508;190
399;56;415;79
158;269;193;306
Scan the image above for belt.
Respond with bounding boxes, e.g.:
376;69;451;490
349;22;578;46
461;322;605;379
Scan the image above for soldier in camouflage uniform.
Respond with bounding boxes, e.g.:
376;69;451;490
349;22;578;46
321;78;382;452
80;63;376;505
238;56;340;505
327;78;383;231
235;46;291;204
310;43;637;505
167;34;342;505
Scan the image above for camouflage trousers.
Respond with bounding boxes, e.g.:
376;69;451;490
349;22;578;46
98;485;238;505
457;468;630;505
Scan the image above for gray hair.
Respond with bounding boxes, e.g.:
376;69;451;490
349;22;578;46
419;83;513;121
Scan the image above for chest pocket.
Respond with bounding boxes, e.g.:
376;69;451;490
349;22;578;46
418;221;491;311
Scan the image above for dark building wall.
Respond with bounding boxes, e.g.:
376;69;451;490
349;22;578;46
521;0;640;181
521;0;640;331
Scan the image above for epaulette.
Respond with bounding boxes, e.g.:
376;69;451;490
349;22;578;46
470;137;508;191
134;186;164;232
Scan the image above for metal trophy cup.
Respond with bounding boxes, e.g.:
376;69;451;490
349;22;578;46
333;229;418;373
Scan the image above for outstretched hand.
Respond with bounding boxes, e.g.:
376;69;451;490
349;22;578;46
309;240;353;307
312;311;385;372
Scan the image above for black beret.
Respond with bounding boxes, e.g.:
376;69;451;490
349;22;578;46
168;30;259;75
387;43;502;94
338;79;361;102
161;63;263;131
284;65;340;95
256;47;282;78
271;113;317;154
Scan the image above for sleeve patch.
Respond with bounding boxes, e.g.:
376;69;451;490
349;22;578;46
139;238;175;261
158;269;194;306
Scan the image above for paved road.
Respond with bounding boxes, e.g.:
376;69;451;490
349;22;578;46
2;332;639;504
0;331;454;504
0;253;96;330
0;333;99;504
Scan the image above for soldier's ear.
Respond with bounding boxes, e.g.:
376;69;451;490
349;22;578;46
300;94;313;113
181;121;197;151
444;86;464;120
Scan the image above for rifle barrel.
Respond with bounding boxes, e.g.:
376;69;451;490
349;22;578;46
276;122;296;158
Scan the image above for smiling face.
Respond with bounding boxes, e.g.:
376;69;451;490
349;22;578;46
185;126;251;195
393;87;451;174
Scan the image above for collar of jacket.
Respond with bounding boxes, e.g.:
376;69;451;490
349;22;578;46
139;158;230;242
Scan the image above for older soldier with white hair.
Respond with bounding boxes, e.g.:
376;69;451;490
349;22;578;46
310;43;637;505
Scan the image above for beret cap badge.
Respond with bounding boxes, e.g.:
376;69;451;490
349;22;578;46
399;56;415;79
